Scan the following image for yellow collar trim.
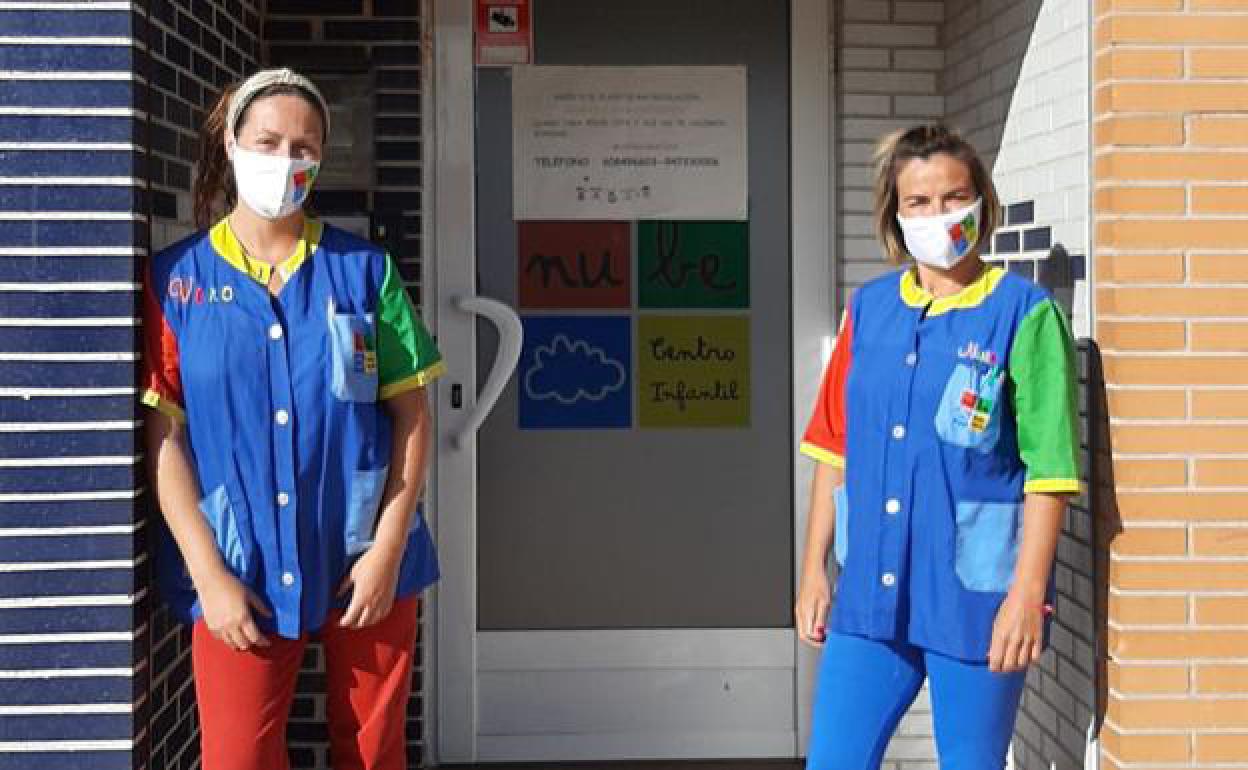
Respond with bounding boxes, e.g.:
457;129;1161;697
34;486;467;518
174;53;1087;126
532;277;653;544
210;217;323;285
899;265;1006;317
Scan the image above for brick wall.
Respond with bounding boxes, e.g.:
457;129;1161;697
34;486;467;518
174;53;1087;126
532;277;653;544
264;3;428;767
837;0;947;308
0;3;148;769
944;0;1091;335
1094;3;1248;768
142;2;264;769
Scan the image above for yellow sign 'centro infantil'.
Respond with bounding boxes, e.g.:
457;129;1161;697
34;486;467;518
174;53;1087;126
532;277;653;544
638;315;750;428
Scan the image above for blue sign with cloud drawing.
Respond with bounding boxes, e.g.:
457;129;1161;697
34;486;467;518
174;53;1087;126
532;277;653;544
519;315;632;430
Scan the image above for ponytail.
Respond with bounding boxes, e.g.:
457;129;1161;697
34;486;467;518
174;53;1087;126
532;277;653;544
193;84;237;229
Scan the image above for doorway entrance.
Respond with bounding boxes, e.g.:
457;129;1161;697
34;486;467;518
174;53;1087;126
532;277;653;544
431;0;833;762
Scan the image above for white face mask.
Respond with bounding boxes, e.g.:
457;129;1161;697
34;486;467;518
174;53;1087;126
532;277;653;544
896;198;983;270
230;145;320;220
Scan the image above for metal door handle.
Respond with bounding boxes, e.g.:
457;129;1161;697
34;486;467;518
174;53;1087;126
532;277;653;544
452;295;523;448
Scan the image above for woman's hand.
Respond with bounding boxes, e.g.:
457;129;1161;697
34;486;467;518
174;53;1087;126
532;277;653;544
197;567;271;652
796;567;832;647
337;542;403;629
988;589;1047;673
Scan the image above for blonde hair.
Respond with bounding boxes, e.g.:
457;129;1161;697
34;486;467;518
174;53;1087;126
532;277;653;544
872;124;1000;265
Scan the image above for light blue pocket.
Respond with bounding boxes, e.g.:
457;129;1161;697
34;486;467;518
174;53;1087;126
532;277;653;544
934;362;1003;452
329;309;378;402
954;501;1022;592
200;485;248;576
833;485;849;567
345;467;389;555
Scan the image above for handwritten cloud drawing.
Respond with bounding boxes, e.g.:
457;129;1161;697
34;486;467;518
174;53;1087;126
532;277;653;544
524;334;627;405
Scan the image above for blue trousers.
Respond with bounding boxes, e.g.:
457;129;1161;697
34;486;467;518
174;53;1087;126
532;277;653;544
806;633;1027;770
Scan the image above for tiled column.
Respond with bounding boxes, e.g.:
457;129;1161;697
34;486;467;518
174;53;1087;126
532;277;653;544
0;3;148;768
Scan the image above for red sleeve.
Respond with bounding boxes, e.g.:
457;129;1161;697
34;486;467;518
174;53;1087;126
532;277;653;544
140;275;185;422
800;308;852;467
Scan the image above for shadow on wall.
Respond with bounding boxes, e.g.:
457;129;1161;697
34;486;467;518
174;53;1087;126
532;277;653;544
1088;342;1123;767
1010;339;1121;770
943;0;1044;169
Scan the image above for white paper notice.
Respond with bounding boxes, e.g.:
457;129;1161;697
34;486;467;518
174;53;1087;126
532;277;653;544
512;66;748;221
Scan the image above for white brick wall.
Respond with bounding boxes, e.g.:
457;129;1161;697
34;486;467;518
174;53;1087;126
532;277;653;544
944;0;1091;335
943;3;1095;769
837;1;945;308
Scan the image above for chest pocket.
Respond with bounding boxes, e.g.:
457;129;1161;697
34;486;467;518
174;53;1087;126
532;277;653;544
934;360;1004;452
329;307;379;402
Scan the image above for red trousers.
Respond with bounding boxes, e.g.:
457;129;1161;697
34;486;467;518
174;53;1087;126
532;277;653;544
192;597;419;770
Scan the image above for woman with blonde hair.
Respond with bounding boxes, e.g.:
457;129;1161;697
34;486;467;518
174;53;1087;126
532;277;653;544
143;68;443;770
796;124;1079;768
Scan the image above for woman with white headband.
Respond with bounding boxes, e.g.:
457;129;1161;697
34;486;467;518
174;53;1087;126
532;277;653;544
142;68;443;770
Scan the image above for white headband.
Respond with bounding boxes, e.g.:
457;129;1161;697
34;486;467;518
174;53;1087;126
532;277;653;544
226;68;330;141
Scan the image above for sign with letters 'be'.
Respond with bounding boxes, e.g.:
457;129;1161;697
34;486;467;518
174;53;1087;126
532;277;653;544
638;221;749;309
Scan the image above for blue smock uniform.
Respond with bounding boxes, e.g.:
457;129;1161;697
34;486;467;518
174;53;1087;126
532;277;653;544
801;265;1079;661
142;218;444;638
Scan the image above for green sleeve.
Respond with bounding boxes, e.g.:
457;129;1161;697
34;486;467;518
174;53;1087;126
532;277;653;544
1008;299;1081;494
376;254;444;399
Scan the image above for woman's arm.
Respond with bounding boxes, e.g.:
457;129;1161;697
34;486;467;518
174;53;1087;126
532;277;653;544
337;386;432;628
145;412;270;649
796;461;845;647
987;491;1067;673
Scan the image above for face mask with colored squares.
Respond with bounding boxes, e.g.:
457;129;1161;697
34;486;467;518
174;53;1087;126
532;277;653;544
897;197;983;270
231;145;321;220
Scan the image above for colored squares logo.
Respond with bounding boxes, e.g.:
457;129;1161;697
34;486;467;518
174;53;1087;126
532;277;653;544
949;212;978;256
292;167;316;204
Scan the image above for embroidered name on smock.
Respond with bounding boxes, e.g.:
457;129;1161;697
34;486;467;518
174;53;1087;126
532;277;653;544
956;340;997;366
168;276;235;305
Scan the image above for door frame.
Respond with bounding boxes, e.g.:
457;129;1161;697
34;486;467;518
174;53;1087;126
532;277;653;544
427;0;835;762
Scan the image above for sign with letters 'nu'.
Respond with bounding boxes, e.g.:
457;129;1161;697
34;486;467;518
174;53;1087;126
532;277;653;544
517;221;630;309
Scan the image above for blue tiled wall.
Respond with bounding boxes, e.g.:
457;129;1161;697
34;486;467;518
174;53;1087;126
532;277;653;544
4;3;426;768
0;4;146;769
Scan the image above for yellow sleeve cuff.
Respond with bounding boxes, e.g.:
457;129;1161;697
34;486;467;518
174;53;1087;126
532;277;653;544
800;442;846;468
1024;478;1081;495
379;360;446;400
141;389;187;424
